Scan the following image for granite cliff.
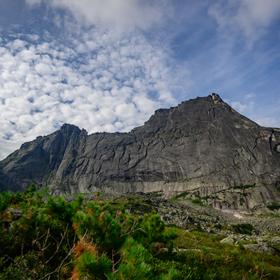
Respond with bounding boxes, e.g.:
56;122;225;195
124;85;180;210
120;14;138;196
1;94;280;210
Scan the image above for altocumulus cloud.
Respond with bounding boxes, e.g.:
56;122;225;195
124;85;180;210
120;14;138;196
0;28;176;159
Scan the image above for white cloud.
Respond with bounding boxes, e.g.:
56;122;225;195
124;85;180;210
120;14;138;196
0;29;177;159
25;0;171;31
255;116;280;128
227;94;280;128
209;0;280;44
229;101;249;114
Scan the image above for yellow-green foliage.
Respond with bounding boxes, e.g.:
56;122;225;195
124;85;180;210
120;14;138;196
171;228;280;279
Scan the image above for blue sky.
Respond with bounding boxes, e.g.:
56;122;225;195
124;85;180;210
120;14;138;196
0;0;280;159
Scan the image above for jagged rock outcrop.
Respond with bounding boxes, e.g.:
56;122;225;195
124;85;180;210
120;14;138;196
1;94;280;209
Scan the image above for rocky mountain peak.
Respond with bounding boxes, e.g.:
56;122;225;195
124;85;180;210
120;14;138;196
210;92;223;102
60;123;81;133
58;123;88;142
0;94;279;210
141;93;245;137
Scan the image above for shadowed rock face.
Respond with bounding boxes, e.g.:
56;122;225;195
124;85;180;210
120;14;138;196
1;94;280;209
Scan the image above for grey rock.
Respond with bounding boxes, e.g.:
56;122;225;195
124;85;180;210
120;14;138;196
220;236;236;245
270;236;280;245
1;94;280;210
243;243;277;255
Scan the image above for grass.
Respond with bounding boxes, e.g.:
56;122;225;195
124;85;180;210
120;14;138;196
191;198;204;205
165;227;280;279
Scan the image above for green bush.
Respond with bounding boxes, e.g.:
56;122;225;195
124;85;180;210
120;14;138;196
0;189;280;279
232;223;254;235
233;184;256;190
267;202;280;211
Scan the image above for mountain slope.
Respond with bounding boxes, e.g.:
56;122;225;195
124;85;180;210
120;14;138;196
1;94;280;209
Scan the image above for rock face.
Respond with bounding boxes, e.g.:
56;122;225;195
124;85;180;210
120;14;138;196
1;94;280;209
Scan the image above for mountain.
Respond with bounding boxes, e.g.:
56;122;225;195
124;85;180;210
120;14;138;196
1;94;280;209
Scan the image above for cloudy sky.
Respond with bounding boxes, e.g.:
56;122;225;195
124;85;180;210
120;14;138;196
0;0;280;159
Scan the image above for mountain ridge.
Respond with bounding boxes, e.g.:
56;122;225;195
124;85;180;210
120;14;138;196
1;93;280;210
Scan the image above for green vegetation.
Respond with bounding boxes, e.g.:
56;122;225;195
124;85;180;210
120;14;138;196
0;189;280;279
171;192;206;206
171;191;190;200
231;223;254;235
267;202;280;211
191;198;204;206
233;184;256;190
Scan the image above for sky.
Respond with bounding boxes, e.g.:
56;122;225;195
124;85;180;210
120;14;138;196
0;0;279;159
